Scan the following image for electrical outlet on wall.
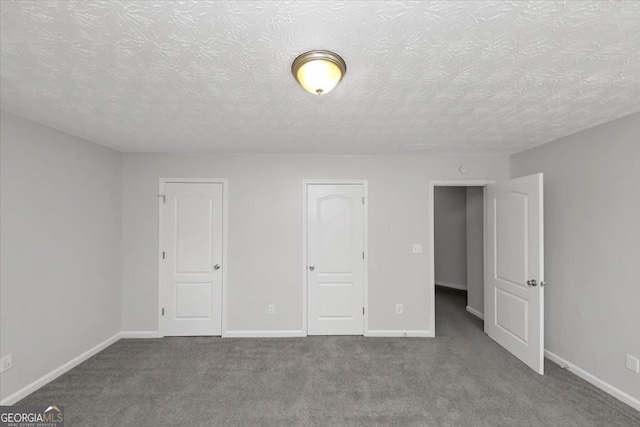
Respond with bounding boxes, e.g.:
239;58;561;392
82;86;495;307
1;354;12;373
395;304;403;315
626;354;640;373
268;304;275;314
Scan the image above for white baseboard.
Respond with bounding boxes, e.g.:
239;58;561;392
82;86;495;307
0;332;121;406
223;330;305;338
466;306;484;320
544;350;640;412
366;330;434;338
225;330;436;338
435;281;467;291
121;331;160;339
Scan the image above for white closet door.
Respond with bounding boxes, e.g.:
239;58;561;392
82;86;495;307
307;184;365;335
160;182;223;336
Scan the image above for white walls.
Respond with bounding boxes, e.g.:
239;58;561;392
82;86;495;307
0;111;122;402
121;154;509;336
511;112;640;404
434;187;467;289
2;104;637;408
2;103;637;408
465;187;484;315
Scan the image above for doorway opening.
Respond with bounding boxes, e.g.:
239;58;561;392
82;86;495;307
429;180;493;336
432;185;486;335
430;175;545;374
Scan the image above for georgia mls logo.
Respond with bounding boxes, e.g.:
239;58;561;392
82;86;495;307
44;406;63;418
0;405;64;427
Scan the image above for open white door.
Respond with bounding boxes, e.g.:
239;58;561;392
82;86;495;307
485;173;544;374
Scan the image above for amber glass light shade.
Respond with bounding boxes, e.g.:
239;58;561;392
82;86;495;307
292;50;347;95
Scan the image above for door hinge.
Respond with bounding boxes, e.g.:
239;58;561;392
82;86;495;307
363;307;365;315
362;252;365;260
162;308;165;316
162;251;165;260
158;194;165;203
362;196;365;205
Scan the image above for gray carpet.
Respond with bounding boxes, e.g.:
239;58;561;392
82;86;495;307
18;287;639;426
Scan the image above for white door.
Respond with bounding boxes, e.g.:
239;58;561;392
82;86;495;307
485;173;544;374
307;184;365;335
160;182;223;336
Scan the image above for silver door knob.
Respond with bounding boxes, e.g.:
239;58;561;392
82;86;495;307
214;264;220;270
527;279;538;287
309;265;315;271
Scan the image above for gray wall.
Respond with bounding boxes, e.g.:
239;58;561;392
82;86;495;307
0;111;122;401
465;187;484;315
434;187;467;289
511;112;640;402
121;154;509;334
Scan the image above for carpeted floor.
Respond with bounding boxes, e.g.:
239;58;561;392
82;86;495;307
18;287;639;426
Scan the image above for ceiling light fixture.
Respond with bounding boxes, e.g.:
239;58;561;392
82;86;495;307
291;50;347;95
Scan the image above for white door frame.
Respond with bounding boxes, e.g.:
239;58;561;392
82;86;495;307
302;180;369;336
158;178;229;337
428;180;495;336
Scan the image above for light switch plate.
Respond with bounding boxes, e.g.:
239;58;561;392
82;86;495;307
412;244;422;254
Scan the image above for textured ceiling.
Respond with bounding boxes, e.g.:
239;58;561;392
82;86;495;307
1;1;639;154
